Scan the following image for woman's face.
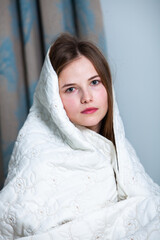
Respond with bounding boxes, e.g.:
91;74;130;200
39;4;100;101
59;55;108;132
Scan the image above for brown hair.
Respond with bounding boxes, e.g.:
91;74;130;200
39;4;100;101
49;33;115;146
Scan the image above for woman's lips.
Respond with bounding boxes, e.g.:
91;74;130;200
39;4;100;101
81;108;98;114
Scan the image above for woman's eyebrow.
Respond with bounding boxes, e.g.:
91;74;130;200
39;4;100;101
88;75;99;80
61;83;76;89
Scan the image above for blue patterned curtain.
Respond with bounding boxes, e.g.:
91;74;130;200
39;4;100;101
0;0;106;188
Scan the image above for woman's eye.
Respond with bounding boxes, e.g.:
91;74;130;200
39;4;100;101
91;80;100;85
65;87;75;93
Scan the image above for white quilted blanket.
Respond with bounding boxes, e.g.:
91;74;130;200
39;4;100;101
0;50;160;240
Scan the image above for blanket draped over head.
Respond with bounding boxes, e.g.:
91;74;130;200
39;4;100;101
0;49;160;240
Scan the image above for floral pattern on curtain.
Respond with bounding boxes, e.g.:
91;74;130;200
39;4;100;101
0;0;106;188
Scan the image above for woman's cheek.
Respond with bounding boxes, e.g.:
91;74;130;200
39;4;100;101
62;96;77;114
97;86;108;100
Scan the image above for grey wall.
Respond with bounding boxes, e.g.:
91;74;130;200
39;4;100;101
100;0;160;185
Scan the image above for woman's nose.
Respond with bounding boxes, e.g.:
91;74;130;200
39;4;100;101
81;89;93;104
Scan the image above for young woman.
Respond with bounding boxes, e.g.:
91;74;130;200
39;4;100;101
0;33;160;240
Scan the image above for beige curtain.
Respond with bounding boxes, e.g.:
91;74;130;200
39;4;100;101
0;0;106;188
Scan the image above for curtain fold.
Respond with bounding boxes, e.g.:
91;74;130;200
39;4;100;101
18;0;43;106
73;0;107;53
39;0;77;52
0;0;106;188
0;0;28;187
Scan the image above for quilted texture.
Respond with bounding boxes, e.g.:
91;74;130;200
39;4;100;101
0;49;160;240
